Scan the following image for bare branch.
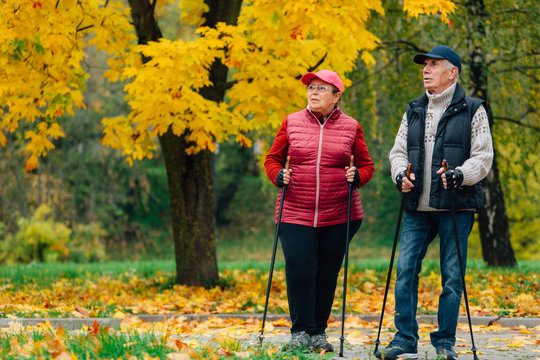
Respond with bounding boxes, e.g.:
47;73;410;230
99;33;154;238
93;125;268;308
516;69;539;83
307;53;328;73
489;8;533;15
293;53;328;79
497;66;539;73
494;117;540;132
494;107;539;132
381;40;427;54
77;25;94;33
489;51;539;66
224;80;237;91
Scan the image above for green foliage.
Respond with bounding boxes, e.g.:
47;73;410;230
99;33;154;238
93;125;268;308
0;205;108;264
215;140;260;226
0;205;71;264
0;45;173;261
69;222;108;263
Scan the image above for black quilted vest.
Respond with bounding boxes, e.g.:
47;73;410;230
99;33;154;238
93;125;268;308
404;83;485;211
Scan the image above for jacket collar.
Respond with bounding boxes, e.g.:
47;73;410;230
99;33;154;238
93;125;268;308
306;106;342;124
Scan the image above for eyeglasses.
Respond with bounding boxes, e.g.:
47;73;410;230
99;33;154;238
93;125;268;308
306;84;332;92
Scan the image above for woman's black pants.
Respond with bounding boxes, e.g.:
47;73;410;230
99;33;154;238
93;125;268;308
278;220;362;335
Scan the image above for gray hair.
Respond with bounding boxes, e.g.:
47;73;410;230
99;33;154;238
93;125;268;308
444;59;459;83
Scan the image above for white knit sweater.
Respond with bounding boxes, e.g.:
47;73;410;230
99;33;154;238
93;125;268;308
389;82;493;211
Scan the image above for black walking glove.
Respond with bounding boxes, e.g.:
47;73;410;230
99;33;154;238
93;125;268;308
276;168;286;188
395;169;410;192
352;168;361;187
443;168;464;189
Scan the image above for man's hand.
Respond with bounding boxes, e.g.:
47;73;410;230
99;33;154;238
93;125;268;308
396;170;416;193
436;167;463;189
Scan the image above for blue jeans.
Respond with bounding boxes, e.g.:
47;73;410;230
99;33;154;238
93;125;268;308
393;210;474;348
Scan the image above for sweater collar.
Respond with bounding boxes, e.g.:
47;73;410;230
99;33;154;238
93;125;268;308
426;81;457;108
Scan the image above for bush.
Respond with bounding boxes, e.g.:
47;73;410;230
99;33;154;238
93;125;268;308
69;222;108;262
0;205;107;264
0;205;71;264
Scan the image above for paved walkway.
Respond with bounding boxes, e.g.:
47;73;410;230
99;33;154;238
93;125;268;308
1;314;538;359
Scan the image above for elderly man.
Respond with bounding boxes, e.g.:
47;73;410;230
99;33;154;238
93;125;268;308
376;45;493;360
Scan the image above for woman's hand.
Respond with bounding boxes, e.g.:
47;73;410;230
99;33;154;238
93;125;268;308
345;166;356;183
282;168;293;185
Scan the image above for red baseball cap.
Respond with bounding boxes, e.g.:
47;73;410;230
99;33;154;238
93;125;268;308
301;69;343;93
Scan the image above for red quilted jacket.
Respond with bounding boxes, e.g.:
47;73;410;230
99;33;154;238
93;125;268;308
265;107;374;227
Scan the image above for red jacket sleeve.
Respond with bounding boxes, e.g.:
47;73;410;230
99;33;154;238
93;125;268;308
353;122;374;187
264;118;289;186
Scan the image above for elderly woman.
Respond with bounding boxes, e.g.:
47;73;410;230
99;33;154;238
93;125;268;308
265;69;374;351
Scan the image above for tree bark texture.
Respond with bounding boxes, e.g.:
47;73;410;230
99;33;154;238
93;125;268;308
128;0;243;284
465;0;516;266
158;132;218;285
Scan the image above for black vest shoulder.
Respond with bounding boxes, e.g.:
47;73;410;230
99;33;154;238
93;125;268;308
404;83;485;210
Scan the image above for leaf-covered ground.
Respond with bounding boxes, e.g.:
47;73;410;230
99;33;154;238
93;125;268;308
0;268;537;318
1;315;539;359
0;265;538;359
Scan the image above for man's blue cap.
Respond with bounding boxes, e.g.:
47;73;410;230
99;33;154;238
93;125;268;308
414;45;462;74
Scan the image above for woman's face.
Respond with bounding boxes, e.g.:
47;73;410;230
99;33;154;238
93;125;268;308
307;78;341;115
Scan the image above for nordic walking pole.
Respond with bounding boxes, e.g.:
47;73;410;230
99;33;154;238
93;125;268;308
442;159;480;360
339;155;355;357
373;163;411;356
259;156;290;346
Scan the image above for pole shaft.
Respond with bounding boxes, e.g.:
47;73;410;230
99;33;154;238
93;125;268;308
373;195;405;354
259;186;285;343
339;182;353;357
260;156;290;344
444;159;479;359
450;207;479;359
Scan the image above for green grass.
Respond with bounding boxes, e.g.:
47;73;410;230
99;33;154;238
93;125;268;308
0;329;338;360
0;260;175;287
0;258;538;287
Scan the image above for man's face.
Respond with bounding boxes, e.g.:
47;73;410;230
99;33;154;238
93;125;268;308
307;78;341;115
422;58;457;94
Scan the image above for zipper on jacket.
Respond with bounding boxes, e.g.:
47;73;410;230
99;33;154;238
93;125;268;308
314;122;324;227
307;106;337;228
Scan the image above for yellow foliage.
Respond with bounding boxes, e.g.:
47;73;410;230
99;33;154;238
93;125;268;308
0;0;134;169
179;0;210;26
403;0;457;23
2;0;455;166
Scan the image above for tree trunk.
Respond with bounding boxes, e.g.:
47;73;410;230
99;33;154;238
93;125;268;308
158;133;218;285
465;0;516;266
128;0;242;284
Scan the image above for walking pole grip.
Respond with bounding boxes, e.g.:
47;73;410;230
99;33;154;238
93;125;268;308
373;162;411;356
339;155;354;357
259;156;290;346
442;159;480;360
